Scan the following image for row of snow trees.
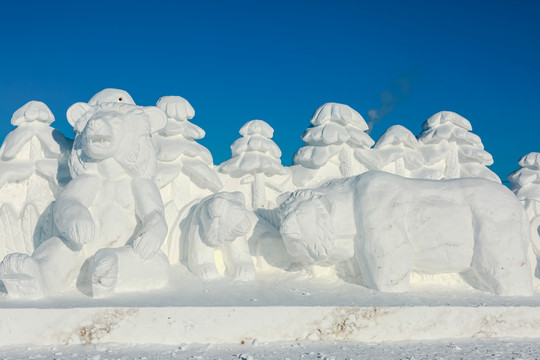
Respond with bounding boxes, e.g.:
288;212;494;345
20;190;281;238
290;103;499;188
0;96;502;261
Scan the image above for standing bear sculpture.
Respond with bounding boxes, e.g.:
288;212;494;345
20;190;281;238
0;89;170;299
272;171;534;296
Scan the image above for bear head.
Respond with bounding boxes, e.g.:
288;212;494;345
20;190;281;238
277;189;336;263
198;192;252;248
66;101;166;179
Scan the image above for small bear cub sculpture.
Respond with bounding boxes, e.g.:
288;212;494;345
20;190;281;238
181;192;255;281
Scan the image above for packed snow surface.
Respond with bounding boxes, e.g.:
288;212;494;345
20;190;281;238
2;339;540;360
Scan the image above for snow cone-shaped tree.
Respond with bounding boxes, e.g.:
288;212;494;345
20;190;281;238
416;111;500;182
220;120;286;209
152;96;223;260
0;101;72;258
154;96;222;204
372;125;424;177
509;152;540;220
293;103;375;186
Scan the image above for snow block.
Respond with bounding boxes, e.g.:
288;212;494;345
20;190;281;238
1;305;540;345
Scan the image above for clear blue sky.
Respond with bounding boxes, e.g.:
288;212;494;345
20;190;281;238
0;0;539;180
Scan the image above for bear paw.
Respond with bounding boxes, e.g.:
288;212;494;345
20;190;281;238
190;263;220;280
0;253;46;299
91;252;119;298
232;262;256;281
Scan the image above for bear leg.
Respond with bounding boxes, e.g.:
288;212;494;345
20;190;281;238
92;246;170;297
187;232;220;280
356;227;414;293
223;238;255;281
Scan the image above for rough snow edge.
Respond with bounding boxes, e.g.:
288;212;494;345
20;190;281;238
1;306;540;346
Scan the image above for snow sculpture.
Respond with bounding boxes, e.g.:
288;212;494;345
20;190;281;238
0;101;72;259
0;94;170;299
370;125;424;177
220;120;287;209
509;152;540;255
416;111;500;182
153;96;223;261
292;103;375;187
180;192;255;280
273;171;533;296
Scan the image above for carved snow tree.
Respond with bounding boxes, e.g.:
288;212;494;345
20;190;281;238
509;152;540;220
293;103;375;186
368;125;424;177
0;101;72;258
416;111;500;182
153;96;223;261
220;120;286;209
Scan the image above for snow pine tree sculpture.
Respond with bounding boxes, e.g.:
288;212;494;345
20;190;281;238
416;111;500;182
0;101;72;259
509;152;540;252
220;120;287;209
370;125;424;177
152;96;223;261
292;102;375;187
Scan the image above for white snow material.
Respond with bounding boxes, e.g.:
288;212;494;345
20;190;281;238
161;120;205;139
311;102;368;129
519;152;540;170
181;192;255;280
152;95;223;262
416;111;500;182
231;134;282;158
221;152;285;177
220;120;286;208
2;339;540;359
88;88;135;106
239;119;274;138
0;101;72;259
0;98;170;299
509;152;540;257
2;305;540;345
369;125;424;177
157;95;195;122
10;101;54;126
274;172;532;295
293;103;374;185
422;110;473;131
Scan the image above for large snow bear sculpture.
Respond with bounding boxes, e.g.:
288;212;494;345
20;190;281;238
180;192;255;280
0;98;170;299
275;171;533;296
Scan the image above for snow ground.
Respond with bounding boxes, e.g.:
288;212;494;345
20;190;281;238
4;265;540;309
1;339;540;360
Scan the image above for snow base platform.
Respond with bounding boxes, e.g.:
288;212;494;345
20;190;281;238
1;305;540;346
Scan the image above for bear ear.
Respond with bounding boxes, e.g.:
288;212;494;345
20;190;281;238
276;192;292;206
143;106;167;133
67;102;94;133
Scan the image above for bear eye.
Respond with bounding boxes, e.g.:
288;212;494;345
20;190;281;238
119;97;123;101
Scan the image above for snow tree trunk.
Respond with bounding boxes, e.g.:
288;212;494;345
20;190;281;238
252;173;266;209
445;142;459;178
395;158;405;177
339;147;353;178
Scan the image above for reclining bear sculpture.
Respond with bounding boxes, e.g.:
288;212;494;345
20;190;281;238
274;171;534;296
0;88;537;299
0;93;170;299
